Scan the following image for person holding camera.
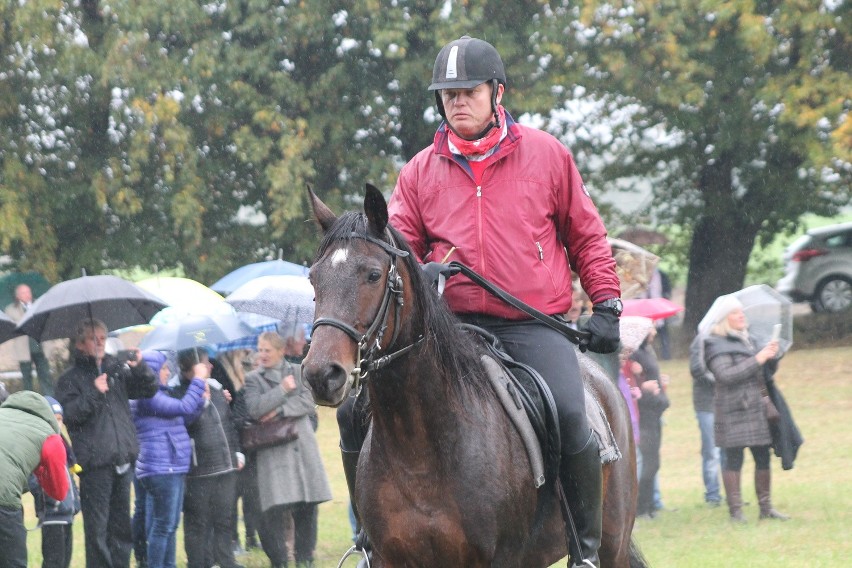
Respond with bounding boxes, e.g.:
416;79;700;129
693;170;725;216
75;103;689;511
55;318;158;567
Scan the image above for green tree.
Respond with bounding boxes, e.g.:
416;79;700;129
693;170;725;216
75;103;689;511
543;0;850;334
1;0;576;282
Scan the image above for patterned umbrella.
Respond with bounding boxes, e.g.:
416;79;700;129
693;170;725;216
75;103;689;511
225;275;314;326
608;238;660;300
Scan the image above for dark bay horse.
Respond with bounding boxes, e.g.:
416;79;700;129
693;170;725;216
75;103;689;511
302;185;646;567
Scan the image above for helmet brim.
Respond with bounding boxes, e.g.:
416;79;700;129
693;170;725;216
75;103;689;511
428;79;489;91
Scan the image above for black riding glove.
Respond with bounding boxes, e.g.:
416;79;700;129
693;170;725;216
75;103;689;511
579;308;621;354
421;262;460;287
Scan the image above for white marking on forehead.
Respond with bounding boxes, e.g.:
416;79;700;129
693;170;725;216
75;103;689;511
330;248;349;267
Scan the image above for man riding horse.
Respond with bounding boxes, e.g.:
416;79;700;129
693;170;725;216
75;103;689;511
336;36;622;568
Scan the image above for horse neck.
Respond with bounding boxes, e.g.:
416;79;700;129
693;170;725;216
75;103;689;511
366;346;474;459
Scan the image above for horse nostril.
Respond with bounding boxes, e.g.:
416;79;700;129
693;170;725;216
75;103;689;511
324;363;348;388
303;361;350;403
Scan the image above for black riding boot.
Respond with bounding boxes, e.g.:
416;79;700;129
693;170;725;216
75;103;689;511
341;447;362;535
560;432;602;568
341;448;372;567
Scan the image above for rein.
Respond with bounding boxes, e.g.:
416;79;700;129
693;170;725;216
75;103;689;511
312;231;424;391
448;261;591;345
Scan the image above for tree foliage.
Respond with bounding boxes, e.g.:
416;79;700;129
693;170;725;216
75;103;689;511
543;0;850;333
1;1;848;339
0;0;565;283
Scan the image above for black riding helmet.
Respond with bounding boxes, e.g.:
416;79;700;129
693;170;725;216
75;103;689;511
429;36;506;141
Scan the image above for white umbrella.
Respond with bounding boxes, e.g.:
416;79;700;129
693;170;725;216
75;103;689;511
698;284;794;354
136;276;234;325
138;313;256;352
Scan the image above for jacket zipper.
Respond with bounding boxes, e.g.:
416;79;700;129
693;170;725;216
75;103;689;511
476;185;486;307
536;241;544;260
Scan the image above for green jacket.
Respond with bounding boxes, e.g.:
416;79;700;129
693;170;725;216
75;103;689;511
0;391;60;508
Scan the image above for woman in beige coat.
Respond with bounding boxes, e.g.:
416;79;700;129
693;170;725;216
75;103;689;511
242;330;331;568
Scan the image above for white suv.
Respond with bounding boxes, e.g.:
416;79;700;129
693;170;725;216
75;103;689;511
776;222;852;313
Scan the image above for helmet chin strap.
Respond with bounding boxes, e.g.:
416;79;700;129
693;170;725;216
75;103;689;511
435;79;501;142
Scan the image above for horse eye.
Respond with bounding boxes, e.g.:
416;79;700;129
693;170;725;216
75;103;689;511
368;270;382;283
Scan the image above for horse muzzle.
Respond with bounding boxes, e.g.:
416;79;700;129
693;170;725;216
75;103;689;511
302;358;354;406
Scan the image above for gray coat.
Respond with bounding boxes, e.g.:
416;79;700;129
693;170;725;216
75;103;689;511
243;361;332;512
704;334;772;449
689;334;716;413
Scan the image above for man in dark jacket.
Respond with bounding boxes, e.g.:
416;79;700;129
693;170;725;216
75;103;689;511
689;334;723;506
55;318;157;568
172;348;244;568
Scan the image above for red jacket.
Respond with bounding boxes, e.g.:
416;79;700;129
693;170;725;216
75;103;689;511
388;114;620;319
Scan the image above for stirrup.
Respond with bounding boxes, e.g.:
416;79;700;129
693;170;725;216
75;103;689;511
572;561;596;568
336;544;371;568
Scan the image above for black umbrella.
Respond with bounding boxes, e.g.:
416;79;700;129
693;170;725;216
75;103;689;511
0;311;18;345
138;313;256;353
15;274;169;341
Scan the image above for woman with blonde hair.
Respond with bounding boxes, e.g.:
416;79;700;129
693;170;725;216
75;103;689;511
242;330;331;568
702;296;789;523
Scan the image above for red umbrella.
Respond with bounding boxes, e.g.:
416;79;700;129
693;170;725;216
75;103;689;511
622;297;683;320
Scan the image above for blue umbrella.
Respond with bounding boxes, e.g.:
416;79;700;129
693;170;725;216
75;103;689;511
211;253;308;295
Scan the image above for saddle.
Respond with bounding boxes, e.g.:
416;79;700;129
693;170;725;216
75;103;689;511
463;324;621;489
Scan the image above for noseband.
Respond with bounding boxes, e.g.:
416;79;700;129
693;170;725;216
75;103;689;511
312;231;424;391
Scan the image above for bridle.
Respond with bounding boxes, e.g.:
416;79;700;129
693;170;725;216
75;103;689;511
311;230;424;392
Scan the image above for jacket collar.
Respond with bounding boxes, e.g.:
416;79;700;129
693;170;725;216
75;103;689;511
433;110;523;162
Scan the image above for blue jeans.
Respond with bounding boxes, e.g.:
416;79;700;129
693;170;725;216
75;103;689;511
696;411;722;503
139;474;186;568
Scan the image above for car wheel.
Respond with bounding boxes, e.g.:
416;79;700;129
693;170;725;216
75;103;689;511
815;276;852;313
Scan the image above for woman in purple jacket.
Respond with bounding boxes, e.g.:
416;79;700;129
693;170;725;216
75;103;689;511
131;351;208;568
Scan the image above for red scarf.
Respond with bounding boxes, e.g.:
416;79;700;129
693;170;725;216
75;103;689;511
447;105;507;158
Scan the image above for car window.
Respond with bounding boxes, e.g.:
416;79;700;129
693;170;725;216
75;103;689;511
824;232;851;249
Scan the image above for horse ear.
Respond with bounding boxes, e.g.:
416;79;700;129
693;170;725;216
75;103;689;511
364;183;388;236
307;185;337;232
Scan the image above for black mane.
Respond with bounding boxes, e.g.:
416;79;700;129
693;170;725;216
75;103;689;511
314;211;490;399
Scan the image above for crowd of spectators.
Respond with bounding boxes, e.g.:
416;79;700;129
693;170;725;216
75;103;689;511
2;315;327;568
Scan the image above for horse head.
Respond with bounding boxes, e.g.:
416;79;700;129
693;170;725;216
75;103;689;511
302;184;415;406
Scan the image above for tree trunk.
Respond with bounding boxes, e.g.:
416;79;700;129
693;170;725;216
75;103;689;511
682;215;759;340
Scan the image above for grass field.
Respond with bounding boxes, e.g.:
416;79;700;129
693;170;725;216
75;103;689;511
22;345;850;567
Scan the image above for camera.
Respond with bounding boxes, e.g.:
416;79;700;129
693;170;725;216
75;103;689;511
116;349;135;364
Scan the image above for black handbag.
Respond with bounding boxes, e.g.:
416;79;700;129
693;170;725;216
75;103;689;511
240;415;299;451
